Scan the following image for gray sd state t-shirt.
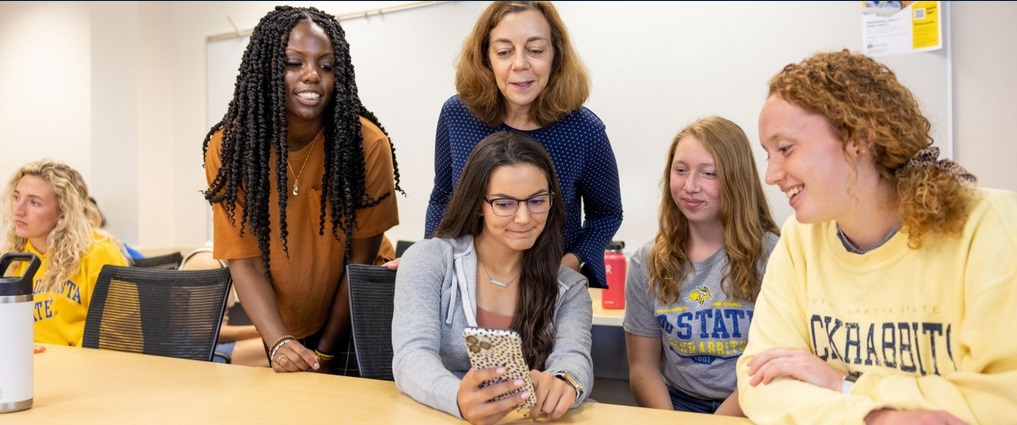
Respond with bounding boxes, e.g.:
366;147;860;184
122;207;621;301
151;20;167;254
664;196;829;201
622;233;778;400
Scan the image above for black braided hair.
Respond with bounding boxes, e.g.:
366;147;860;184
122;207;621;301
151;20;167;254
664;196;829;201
202;5;402;282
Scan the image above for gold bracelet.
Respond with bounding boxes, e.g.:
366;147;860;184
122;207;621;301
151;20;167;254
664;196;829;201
314;349;335;360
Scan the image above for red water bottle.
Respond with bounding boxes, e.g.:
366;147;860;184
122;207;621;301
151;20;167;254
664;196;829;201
602;241;626;309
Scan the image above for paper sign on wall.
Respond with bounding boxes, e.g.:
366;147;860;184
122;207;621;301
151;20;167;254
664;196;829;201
862;1;942;57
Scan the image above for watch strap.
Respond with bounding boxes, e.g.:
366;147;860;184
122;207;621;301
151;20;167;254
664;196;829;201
842;371;862;394
553;371;584;400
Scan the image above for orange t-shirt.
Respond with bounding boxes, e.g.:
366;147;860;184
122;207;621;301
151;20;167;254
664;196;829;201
205;117;399;338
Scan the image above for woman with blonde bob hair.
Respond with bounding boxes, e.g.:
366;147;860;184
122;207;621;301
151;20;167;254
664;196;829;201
2;159;128;346
624;117;778;415
424;1;623;290
739;50;1017;425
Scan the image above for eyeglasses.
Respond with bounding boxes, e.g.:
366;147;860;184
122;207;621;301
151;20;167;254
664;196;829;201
483;193;553;217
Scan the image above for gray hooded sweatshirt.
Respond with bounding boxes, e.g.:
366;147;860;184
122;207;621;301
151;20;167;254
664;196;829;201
392;234;594;418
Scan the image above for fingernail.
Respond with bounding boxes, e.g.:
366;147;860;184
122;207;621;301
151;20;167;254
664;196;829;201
313;362;320;370
513;379;524;387
496;367;505;375
519;391;531;399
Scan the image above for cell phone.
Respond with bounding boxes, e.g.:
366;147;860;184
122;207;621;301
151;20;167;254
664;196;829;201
463;327;536;411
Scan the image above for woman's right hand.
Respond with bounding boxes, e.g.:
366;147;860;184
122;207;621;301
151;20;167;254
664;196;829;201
270;339;320;373
457;367;531;425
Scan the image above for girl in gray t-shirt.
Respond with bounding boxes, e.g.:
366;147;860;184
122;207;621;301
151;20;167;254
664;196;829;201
622;117;779;415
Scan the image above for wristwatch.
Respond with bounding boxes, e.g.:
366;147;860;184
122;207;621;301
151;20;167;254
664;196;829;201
842;371;862;393
553;371;584;400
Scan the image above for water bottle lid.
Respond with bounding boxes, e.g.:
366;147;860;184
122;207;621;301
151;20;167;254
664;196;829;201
0;253;41;296
606;241;625;251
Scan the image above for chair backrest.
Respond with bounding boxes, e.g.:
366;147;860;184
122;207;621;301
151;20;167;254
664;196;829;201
82;265;232;362
394;240;414;258
346;264;397;381
131;251;184;270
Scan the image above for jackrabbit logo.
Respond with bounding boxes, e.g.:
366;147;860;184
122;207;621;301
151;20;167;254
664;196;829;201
685;285;712;307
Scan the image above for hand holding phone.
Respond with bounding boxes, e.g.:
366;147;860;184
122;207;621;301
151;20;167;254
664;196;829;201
462;327;536;411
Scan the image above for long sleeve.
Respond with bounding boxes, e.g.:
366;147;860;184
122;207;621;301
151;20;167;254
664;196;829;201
424;102;453;239
738;189;1017;425
736;228;886;424
569;122;623;289
848;190;1017;424
543;268;595;406
391;239;464;418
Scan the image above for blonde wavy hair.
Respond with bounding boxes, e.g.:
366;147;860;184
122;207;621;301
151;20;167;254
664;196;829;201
649;117;779;304
456;1;590;127
2;160;115;292
769;50;973;247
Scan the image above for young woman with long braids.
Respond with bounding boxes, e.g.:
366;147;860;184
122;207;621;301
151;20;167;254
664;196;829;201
2;159;128;346
393;131;592;424
203;5;401;375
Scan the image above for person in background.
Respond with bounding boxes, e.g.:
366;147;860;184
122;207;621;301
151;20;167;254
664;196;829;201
393;131;592;424
739;50;1017;425
421;1;622;288
88;196;144;260
1;159;128;346
179;243;268;367
203;6;401;375
624;117;779;415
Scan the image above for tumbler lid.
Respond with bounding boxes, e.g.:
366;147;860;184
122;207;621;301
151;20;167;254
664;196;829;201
0;253;40;296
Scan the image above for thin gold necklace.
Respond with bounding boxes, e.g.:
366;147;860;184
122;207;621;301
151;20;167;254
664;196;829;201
285;138;317;196
479;262;519;288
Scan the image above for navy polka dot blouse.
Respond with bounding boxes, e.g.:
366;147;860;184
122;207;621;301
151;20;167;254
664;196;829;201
425;96;623;288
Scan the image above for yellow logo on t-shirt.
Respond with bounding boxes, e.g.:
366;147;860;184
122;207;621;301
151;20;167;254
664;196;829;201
685;286;712;307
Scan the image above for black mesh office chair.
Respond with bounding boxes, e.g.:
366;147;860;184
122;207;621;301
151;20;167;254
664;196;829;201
131;251;184;270
82;265;232;362
346;264;397;381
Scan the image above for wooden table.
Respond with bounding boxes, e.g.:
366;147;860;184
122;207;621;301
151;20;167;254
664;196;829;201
12;344;751;424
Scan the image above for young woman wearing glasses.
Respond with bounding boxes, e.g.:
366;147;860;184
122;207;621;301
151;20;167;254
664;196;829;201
393;131;593;425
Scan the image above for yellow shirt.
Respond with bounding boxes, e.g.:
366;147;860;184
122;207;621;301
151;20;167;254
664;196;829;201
738;188;1017;424
17;234;128;346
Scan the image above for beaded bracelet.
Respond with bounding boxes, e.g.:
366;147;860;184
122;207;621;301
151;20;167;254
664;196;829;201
268;334;295;353
269;338;294;364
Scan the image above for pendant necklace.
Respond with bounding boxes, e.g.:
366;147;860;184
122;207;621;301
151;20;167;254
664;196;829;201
286;138;318;196
479;262;519;288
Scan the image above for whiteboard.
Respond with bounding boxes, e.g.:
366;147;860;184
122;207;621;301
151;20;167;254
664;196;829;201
206;1;951;252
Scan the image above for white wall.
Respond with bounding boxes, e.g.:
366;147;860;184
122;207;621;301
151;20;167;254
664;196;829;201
1;1;1014;254
953;1;1017;192
0;2;92;193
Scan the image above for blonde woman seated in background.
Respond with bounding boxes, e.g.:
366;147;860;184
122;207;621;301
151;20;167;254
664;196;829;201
180;244;268;367
2;159;128;346
624;117;779;415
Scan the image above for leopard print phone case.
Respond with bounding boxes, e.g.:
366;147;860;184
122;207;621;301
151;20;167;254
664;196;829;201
463;327;536;411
